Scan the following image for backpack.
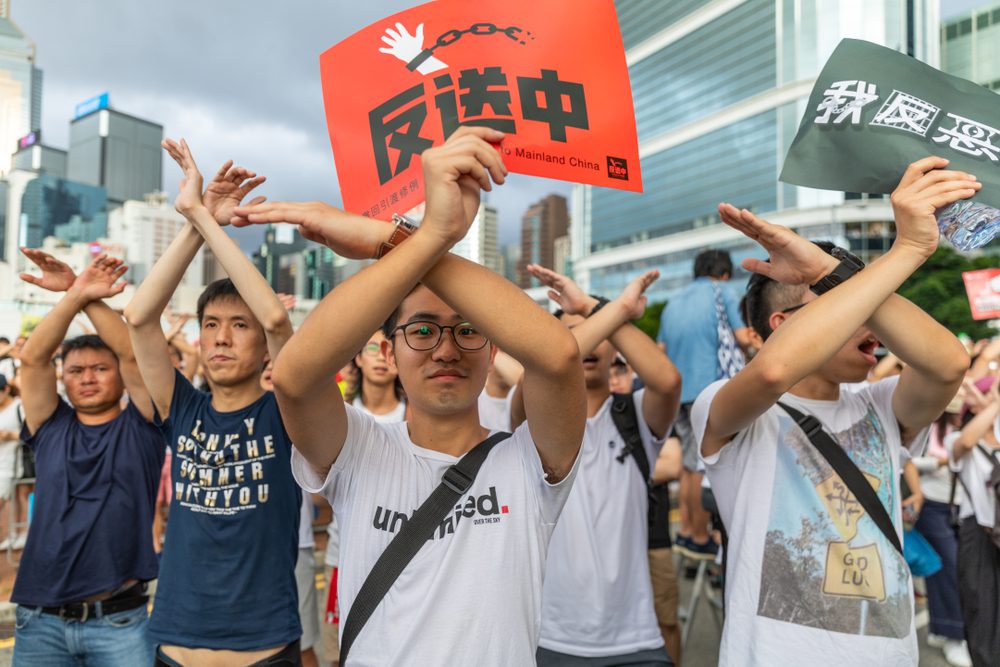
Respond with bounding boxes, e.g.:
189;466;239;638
609;393;671;549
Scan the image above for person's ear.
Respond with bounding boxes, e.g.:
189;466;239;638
767;311;789;335
381;339;395;366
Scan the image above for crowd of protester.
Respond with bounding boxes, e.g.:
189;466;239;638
0;131;996;667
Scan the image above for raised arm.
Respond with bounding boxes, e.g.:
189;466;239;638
952;380;1000;462
125;148;266;416
75;257;157;421
701;157;978;457
526;264;681;438
18;251;130;430
163;139;290;359
272;127;510;474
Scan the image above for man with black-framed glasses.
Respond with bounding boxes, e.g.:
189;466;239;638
263;127;588;665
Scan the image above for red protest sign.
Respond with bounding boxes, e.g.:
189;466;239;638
962;269;1000;320
319;0;642;220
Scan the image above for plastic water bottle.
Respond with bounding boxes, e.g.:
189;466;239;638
936;200;1000;251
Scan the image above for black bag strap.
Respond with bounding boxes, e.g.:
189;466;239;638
339;431;512;665
610;393;650;481
778;402;902;555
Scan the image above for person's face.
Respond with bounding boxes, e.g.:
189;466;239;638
260;359;274;392
770;292;879;384
356;331;397;387
559;312;616;389
13;337;25;353
62;347;124;413
385;286;492;415
199;298;268;388
609;363;633;394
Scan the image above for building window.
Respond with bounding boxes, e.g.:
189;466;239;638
977;12;989;30
959;18;972;36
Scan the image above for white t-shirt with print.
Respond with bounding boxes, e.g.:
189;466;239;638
539;389;665;656
692;377;920;667
946;431;998;529
478;388;514;432
325;398;408;568
292;403;579;667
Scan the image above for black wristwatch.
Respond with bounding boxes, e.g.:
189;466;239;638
810;246;865;295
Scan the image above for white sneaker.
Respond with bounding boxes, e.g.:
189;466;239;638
927;633;948;649
11;533;26;550
943;640;972;667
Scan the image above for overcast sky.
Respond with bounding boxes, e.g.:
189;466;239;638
11;0;980;253
12;0;572;252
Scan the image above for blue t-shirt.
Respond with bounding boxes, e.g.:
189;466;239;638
148;371;301;650
13;400;165;607
658;277;746;404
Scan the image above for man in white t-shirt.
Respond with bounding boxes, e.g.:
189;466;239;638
692;158;973;667
258;127;587;666
511;264;681;666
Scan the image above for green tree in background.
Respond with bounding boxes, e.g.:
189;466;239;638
898;246;999;341
634;300;666;340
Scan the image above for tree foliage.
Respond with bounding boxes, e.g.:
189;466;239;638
898;246;1000;340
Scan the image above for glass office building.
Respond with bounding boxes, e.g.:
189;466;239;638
571;0;939;302
17;174;107;249
941;2;1000;91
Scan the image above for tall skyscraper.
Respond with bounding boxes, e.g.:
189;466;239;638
451;202;501;273
253;224;307;294
67;96;163;208
571;0;940;302
518;194;568;288
941;2;1000;91
107;191;204;288
0;3;42;176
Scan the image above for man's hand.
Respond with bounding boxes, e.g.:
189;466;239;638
526;264;595;316
19;248;77;292
718;203;837;286
202;159;267;226
71;254;128;302
890;156;981;257
615;270;659;320
163;138;205;215
231;201;391;260
421;126;507;247
277;293;296;312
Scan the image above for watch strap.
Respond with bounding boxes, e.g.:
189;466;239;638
375;214;418;259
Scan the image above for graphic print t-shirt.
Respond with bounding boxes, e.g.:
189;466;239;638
692;377;919;667
149;372;301;650
291;404;579;666
539;389;665;656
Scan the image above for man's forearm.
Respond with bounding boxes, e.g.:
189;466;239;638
84;301;133;361
184;206;290;337
125;222;203;327
610;325;681;396
867;295;967;384
21;289;88;365
420;254;577;375
275;229;448;398
751;245;927;389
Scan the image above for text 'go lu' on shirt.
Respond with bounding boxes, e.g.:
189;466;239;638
292;403;580;666
148;371;301;651
14;400;165;607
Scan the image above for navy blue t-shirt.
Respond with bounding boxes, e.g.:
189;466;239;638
148;371;301;650
13;400;165;607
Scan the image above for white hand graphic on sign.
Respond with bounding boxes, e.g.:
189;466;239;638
379;22;447;75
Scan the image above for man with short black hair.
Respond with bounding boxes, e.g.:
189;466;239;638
693;157;974;666
125;141;303;665
12;251;164;667
241;127;586;666
658;248;749;559
515;264;681;666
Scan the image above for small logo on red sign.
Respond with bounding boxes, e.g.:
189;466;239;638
606;156;629;181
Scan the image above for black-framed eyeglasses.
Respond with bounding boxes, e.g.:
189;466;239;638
392;320;489;352
780;303;807;315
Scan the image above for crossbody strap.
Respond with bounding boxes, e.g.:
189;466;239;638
610;393;650;481
777;402;902;555
339;431;512;665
